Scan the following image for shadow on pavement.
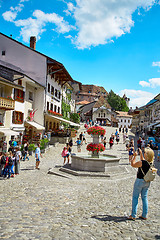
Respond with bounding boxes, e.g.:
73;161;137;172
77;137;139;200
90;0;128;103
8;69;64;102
91;214;128;222
20;166;35;171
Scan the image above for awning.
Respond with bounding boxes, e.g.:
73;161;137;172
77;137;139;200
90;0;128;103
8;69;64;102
25;121;45;130
46;114;80;127
12;127;25;132
155;124;160;128
0;128;19;136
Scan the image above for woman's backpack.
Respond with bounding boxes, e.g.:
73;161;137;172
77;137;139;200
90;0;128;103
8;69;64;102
141;163;157;182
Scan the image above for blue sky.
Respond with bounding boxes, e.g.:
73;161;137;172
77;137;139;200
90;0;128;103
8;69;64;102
0;0;160;108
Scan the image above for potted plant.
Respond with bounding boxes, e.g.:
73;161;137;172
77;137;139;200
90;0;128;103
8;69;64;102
28;143;36;155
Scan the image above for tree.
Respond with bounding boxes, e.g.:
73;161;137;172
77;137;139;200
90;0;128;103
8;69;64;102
107;90;129;112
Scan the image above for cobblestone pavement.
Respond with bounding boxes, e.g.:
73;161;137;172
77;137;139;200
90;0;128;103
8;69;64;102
0;126;160;240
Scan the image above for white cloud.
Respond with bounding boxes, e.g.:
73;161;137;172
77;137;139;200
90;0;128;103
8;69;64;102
14;10;72;42
152;61;160;67
64;2;75;16
70;0;156;49
139;78;160;88
2;3;24;22
120;89;155;108
139;81;151;87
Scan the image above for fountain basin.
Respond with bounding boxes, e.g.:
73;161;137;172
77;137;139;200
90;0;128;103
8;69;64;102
71;154;120;172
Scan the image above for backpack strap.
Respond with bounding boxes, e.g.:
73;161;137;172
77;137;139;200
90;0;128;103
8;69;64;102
140;161;152;176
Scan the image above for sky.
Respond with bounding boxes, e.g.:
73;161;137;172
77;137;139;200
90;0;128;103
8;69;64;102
0;0;160;109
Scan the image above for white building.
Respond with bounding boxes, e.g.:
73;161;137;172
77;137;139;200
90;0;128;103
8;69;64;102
116;111;132;129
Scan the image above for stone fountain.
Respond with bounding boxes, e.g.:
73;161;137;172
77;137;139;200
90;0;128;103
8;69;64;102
71;126;120;172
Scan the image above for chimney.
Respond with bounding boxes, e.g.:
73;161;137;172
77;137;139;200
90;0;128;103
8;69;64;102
30;36;36;50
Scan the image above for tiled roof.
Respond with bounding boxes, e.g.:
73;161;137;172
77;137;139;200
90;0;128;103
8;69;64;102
81;84;108;95
111;115;118;122
76;100;90;105
93;96;111;109
116;111;133;117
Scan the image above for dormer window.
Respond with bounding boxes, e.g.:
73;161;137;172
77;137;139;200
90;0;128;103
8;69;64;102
2;51;5;56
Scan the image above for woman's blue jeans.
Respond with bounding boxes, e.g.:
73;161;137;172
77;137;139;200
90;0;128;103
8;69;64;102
131;178;150;218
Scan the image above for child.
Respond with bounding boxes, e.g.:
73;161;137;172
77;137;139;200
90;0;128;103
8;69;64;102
61;147;69;165
75;138;81;152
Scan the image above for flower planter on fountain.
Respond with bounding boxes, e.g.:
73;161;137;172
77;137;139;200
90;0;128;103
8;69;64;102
71;126;120;172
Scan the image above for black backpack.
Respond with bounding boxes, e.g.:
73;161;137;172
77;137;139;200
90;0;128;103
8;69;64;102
8;157;13;166
1;156;6;164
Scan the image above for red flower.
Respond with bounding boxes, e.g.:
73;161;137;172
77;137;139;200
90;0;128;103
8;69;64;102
87;126;106;136
86;143;105;153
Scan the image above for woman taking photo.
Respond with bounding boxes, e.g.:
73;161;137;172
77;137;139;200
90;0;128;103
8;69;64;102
128;147;154;220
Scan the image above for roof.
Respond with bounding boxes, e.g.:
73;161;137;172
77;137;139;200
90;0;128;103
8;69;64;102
111;116;118;122
81;84;108;95
116;111;133;118
0;32;75;86
93;96;111;109
76;100;90;105
146;99;158;106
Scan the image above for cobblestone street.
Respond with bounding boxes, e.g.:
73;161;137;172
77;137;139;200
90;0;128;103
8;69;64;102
0;126;160;240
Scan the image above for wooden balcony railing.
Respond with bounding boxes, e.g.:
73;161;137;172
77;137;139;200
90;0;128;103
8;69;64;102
0;97;15;110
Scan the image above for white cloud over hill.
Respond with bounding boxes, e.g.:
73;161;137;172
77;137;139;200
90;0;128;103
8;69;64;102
120;89;155;108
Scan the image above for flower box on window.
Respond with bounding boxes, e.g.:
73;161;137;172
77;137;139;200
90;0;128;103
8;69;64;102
48;110;62;117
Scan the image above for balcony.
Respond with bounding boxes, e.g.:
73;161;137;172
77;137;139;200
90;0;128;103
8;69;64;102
0;97;15;110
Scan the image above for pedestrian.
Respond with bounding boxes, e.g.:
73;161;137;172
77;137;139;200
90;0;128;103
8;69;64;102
75;138;82;152
137;137;142;149
101;134;104;142
66;143;71;164
103;137;107;149
128;143;134;163
10;152;15;178
3;153;13;179
79;132;83;144
83;132;87;144
141;137;145;151
23;142;29;161
15;147;21;175
115;129;118;137
128;147;155;220
35;143;42;170
116;134;120;144
109;136;113;149
61;146;69;165
69;139;73;147
0;153;6;176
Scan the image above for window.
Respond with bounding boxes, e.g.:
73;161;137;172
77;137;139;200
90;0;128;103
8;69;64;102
128;119;130;123
55;89;57;97
14;89;24;102
48;83;50;93
49;122;52;129
121;119;122;122
51;86;54;95
12;111;24;124
18;79;22;86
51;103;53;111
124;119;126;122
47;102;49;111
2;51;5;56
58;92;61;99
54;105;57;112
99;113;100;117
29;91;33;101
58;107;60;113
104;113;105;117
0;113;4;126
